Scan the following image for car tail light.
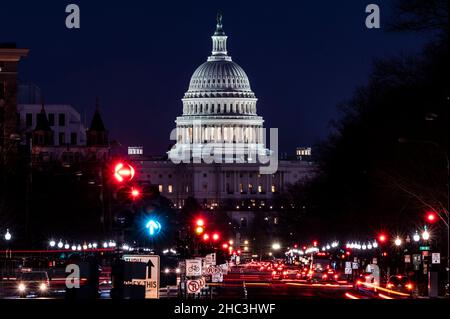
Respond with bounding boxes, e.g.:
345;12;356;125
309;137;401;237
356;280;362;285
406;283;413;290
272;271;276;275
334;275;338;279
387;283;394;289
322;274;328;279
283;271;287;275
396;275;402;279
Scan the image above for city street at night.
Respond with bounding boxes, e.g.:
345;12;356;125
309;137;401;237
0;0;449;317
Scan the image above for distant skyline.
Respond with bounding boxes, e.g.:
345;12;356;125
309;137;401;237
1;0;428;154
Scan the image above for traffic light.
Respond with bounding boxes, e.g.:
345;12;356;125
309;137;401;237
378;234;387;243
194;218;205;235
313;241;318;247
212;233;220;241
145;218;162;236
113;162;135;183
425;211;437;223
130;187;141;200
202;233;210;241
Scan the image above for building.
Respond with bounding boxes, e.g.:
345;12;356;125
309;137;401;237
18;103;87;146
129;15;317;214
0;43;29;167
168;14;268;162
28;100;109;165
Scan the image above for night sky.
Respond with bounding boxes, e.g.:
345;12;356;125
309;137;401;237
1;1;428;155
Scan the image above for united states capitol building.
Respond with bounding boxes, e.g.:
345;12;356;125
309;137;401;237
130;15;316;216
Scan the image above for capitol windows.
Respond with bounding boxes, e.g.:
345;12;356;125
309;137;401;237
239;183;244;193
168;185;173;193
248;184;254;193
258;185;263;193
271;185;277;193
158;185;163;193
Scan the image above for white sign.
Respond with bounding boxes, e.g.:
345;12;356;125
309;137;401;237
205;253;216;266
123;255;160;299
186;277;206;294
432;253;441;264
345;262;351;269
212;272;223;283
352;262;359;270
372;258;377;264
219;263;229;275
404;255;411;263
186;259;202;277
345;268;353;275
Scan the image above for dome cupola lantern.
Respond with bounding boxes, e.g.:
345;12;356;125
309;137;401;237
210;12;229;60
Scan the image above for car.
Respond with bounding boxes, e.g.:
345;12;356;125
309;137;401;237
17;271;50;298
386;275;414;296
271;265;285;280
321;268;339;282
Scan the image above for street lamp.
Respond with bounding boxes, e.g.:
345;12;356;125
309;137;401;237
395;237;402;247
4;229;11;241
413;232;420;242
49;240;56;248
272;243;281;250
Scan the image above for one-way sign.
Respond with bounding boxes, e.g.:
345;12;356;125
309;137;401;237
123;255;160;299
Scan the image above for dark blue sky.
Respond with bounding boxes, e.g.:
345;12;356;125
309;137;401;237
1;1;428;154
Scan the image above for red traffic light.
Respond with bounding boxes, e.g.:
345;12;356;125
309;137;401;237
114;162;135;183
212;233;220;241
130;187;141;199
196;218;205;227
313;241;318;247
202;233;209;241
222;243;229;249
426;212;437;223
378;234;387;243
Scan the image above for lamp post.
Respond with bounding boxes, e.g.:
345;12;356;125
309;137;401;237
4;229;12;259
399;137;450;292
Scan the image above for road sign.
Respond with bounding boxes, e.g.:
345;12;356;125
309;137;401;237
419;246;430;251
345;268;352;275
352;262;359;270
212;272;223;283
404;255;411;263
123;255;160;299
345;262;351;269
204;265;223;276
205;253;216;266
372;258;377;264
413;254;421;265
186;277;206;294
186;259;202;277
432;253;441;264
218;263;229;275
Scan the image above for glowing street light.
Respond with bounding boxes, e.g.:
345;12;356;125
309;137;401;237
57;241;64;249
49;240;56;248
413;232;420;242
4;229;11;241
394;237;402;247
272;243;281;250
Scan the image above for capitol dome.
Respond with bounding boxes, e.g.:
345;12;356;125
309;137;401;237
169;14;269;162
186;60;254;97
